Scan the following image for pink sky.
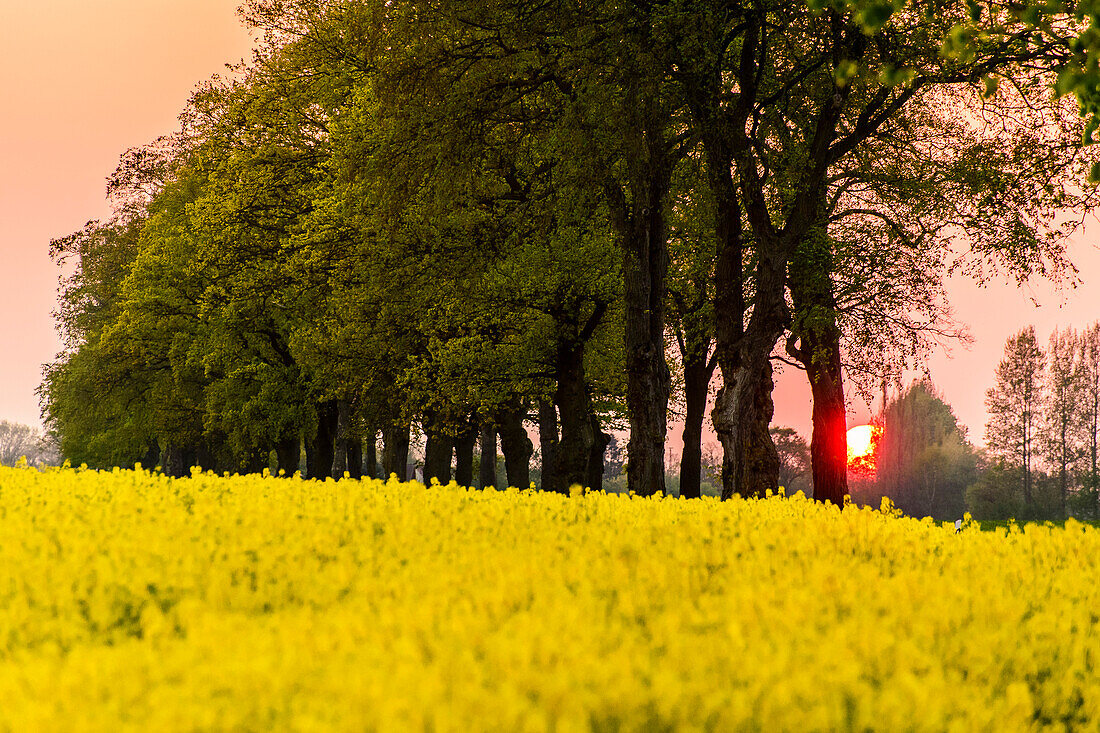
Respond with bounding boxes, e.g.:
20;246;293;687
3;2;1099;446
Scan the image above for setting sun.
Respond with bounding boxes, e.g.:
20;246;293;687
846;424;881;467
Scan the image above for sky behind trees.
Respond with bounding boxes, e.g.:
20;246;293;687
3;0;1100;443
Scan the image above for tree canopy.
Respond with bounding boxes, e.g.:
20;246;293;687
41;0;1100;501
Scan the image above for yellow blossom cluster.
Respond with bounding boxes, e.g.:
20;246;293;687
0;466;1097;731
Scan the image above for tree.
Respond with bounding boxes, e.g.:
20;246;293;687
986;327;1046;514
668;156;719;499
0;421;56;467
771;427;811;496
1043;327;1084;519
965;460;1026;521
668;0;1097;504
1076;323;1100;519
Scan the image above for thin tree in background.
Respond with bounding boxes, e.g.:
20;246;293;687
1076;323;1100;519
1043;328;1083;519
985;327;1046;513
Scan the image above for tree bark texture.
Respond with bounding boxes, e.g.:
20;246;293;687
710;215;784;501
695;123;782;500
610;184;671;498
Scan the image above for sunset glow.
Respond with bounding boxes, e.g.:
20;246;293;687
846;424;882;469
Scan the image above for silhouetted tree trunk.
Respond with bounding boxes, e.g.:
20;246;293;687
307;399;339;480
789;230;848;507
478;421;497;488
161;444;197;478
697;121;783;501
454;417;477;487
346;438;363;480
605;118;674;498
555;341;598;491
537;399;559;492
586;424;612;492
332;399;352;479
276;436;299;476
141;441;160;471
422;409;454;486
679;346;713;499
242;447;269;475
792;333;847;507
711;223;784;500
381;421;410;480
496;399;532;488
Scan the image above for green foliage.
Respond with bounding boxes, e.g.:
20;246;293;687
40;0;1100;494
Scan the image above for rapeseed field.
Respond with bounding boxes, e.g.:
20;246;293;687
0;466;1097;731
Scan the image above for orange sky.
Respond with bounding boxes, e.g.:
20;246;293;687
0;1;254;428
2;1;1099;445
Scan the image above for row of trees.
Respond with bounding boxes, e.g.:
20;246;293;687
0;421;59;468
844;324;1100;523
980;325;1100;519
41;0;1100;499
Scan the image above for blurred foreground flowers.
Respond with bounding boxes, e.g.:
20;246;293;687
0;466;1097;731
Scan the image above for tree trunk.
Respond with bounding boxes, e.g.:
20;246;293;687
346;438;363;480
700;126;783;501
454;417;477;488
537;399;559;492
680;351;711;499
496;399;532;489
787;240;848;505
242;447;270;475
141;441;160;472
586;425;612;492
803;337;847;505
711;247;785;500
422;410;454;486
161;444;196;479
364;430;378;480
307;399;339;480
788;222;849;506
331;399;351;479
478;421;497;489
276;436;300;476
620;204;671;497
381;421;410;480
304;440;314;479
555;342;597;491
604;128;673;497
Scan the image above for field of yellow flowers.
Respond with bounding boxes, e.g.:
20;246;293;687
0;466;1097;731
